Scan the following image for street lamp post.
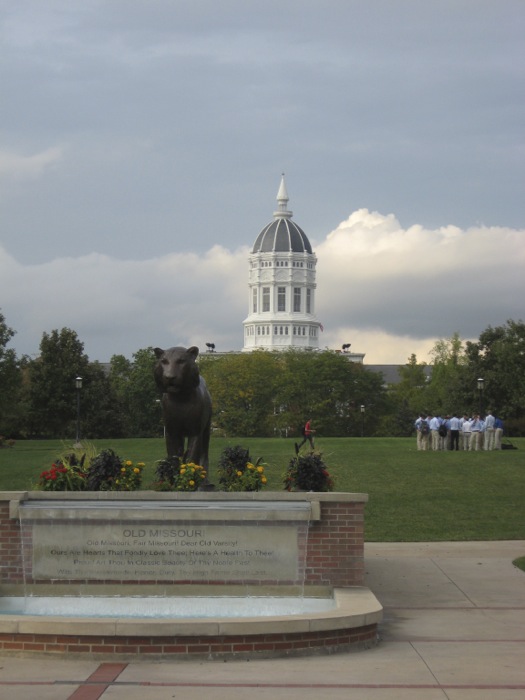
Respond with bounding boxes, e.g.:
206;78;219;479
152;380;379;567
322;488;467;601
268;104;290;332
75;376;82;447
477;378;484;416
360;404;365;437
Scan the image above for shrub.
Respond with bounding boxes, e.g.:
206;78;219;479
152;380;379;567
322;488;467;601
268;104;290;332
37;461;87;491
85;449;144;491
154;456;207;491
216;445;267;492
36;445;94;491
283;452;334;492
56;442;98;470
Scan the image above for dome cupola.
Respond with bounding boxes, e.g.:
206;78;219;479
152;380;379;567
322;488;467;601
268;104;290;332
251;175;313;254
243;175;320;352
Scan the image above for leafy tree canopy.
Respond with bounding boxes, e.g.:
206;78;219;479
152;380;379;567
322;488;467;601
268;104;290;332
28;328;90;437
0;310;23;435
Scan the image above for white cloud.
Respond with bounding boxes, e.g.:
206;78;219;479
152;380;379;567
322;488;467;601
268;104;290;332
0;147;63;179
1;211;523;364
0;244;248;360
315;210;525;354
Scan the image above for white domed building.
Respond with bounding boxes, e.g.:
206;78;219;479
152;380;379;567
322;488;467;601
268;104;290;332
243;175;321;352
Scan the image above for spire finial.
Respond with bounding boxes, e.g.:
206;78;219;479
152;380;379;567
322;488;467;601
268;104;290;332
274;173;293;219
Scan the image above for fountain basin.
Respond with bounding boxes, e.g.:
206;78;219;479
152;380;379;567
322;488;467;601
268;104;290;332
0;490;381;658
0;594;337;618
0;587;381;659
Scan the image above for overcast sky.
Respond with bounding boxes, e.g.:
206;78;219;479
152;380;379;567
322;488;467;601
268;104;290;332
1;1;524;364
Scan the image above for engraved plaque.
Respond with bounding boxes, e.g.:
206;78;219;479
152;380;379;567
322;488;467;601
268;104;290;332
32;522;300;581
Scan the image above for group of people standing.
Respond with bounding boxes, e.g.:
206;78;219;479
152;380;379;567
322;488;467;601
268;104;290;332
414;411;504;451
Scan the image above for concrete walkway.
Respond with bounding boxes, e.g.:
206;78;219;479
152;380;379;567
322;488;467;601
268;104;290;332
1;540;524;699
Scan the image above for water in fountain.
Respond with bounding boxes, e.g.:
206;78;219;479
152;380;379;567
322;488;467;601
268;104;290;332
12;498;329;619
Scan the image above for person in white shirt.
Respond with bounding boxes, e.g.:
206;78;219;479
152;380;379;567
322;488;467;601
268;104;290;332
449;413;461;451
429;415;441;451
461;415;472;450
415;414;430;450
484;411;496;450
469;415;484;451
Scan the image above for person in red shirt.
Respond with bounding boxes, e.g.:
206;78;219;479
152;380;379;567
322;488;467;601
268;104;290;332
295;418;315;453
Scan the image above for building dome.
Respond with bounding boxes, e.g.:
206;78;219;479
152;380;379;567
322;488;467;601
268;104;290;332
243;175;320;353
251;174;313;254
252;218;312;254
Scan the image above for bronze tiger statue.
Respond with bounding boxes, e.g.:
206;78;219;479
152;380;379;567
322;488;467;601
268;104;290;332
154;346;212;469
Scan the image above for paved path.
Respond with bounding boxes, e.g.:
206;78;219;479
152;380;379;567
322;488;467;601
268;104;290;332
1;541;524;699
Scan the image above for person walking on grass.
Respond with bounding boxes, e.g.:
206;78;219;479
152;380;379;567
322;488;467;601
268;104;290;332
295;418;315;453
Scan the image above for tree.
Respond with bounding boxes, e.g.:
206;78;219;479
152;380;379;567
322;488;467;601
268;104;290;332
109;348;160;438
200;350;388;438
108;354;134;436
278;351;386;437
464;319;525;433
27;328;90;438
200;351;281;437
80;361;126;438
425;332;469;415
384;355;430;436
0;310;24;437
126;348;161;437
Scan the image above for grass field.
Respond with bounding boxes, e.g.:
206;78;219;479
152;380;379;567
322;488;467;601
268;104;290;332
0;436;524;543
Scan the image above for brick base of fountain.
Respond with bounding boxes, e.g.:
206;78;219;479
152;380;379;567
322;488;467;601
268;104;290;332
0;491;382;659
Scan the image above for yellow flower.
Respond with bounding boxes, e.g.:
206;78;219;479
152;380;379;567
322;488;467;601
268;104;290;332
257;466;264;473
125;460;133;466
121;467;126;473
200;472;206;479
137;462;145;467
236;471;243;477
180;468;186;474
189;480;195;487
247;463;255;470
261;476;267;484
133;468;140;474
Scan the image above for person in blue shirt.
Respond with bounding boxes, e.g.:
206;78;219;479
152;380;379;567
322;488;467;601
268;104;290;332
494;416;504;450
469;414;484;451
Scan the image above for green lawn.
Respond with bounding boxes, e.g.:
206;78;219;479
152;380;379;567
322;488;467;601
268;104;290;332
1;436;524;542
